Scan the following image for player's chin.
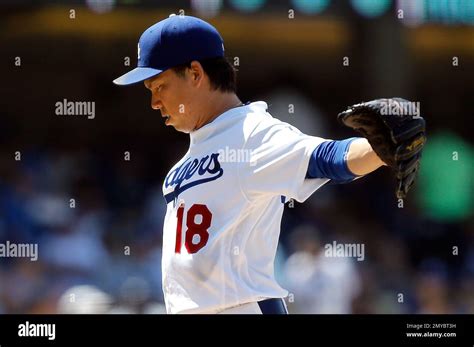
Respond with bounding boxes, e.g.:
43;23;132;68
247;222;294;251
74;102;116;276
165;116;190;133
165;120;180;132
172;123;191;133
175;126;191;134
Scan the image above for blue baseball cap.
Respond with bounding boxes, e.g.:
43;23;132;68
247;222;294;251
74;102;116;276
113;14;225;86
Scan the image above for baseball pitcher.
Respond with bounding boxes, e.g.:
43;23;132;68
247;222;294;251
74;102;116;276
113;15;426;314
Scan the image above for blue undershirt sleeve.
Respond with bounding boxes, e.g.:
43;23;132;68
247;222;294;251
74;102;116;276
306;137;361;184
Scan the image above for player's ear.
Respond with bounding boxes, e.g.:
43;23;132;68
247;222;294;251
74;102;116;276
188;61;204;86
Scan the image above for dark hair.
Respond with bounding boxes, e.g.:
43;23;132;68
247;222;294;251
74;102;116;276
172;57;237;93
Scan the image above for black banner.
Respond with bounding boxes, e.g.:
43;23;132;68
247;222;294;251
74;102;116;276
0;314;472;346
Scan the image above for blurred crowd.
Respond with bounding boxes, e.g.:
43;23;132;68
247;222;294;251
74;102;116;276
0;143;472;314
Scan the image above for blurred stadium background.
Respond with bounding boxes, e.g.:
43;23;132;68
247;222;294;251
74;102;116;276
0;0;473;314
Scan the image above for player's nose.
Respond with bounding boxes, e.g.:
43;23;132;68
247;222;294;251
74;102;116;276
151;95;162;110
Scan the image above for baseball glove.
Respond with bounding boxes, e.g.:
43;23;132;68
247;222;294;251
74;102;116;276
337;98;426;199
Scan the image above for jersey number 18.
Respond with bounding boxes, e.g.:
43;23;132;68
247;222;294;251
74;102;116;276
175;204;212;254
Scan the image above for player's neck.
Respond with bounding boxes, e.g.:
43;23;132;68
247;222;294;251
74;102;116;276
194;93;242;131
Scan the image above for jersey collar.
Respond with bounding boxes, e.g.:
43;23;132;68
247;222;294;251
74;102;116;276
189;101;267;145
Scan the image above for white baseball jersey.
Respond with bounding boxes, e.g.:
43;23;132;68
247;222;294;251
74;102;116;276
161;101;331;314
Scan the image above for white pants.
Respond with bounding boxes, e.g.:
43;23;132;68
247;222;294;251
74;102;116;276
217;302;264;314
178;298;288;314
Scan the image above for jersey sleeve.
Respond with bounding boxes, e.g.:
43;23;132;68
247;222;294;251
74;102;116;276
239;118;331;203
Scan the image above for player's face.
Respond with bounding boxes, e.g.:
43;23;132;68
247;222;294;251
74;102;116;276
144;66;202;133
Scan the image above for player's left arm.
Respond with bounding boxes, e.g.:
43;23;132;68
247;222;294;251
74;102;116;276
345;137;386;176
306;137;382;183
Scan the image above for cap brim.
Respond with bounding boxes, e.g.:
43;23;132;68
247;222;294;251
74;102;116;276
113;67;163;86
